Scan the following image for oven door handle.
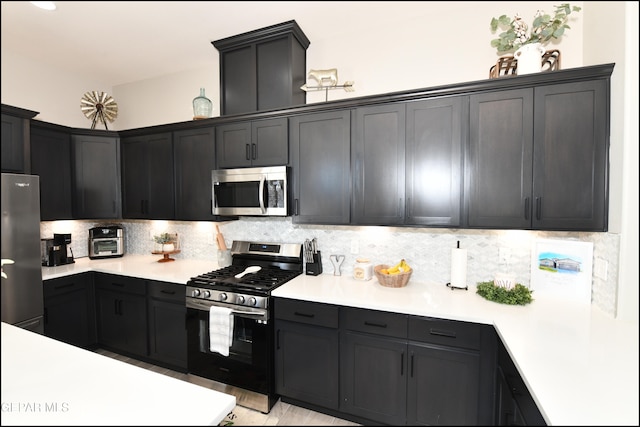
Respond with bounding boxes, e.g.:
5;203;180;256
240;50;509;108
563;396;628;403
186;299;268;321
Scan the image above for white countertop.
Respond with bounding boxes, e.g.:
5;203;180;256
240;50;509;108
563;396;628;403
1;322;235;426
272;274;639;426
40;256;640;425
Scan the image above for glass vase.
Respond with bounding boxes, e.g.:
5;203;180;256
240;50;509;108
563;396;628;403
193;88;212;119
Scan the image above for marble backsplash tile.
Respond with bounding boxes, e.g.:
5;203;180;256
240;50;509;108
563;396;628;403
41;218;620;317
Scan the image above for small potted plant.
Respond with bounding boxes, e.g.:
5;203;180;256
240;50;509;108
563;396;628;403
154;233;176;252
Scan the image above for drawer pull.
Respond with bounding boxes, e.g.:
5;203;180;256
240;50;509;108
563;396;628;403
160;290;176;295
364;321;387;328
430;328;456;338
54;283;75;290
294;311;315;318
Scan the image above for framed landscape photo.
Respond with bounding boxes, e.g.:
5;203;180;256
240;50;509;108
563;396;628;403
530;239;593;304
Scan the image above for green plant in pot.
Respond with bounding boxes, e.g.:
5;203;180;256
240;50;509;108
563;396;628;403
154;233;175;252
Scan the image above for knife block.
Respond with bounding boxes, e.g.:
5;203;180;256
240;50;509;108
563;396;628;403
305;251;323;276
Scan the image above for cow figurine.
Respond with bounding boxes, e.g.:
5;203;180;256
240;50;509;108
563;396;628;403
308;68;338;87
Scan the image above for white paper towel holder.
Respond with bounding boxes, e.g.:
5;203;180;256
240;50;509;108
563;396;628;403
446;241;468;291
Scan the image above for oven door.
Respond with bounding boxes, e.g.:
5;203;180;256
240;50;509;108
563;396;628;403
186;298;273;395
212;166;288;216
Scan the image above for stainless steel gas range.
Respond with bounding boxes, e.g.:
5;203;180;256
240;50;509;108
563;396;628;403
185;240;303;413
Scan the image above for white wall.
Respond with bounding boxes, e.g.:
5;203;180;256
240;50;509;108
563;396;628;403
3;2;638;321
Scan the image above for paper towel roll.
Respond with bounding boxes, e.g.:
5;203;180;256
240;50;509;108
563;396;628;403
450;248;468;288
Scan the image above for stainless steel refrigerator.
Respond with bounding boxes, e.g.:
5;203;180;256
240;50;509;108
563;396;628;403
1;173;44;334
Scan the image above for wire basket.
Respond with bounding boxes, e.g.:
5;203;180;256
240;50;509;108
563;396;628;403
374;264;412;288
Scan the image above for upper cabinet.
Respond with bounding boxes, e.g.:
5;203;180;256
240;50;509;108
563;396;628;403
213;21;310;115
467;79;609;231
1;104;38;173
121;132;174;219
30;122;74;220
290;110;351;224
216;117;288;168
71;133;122;219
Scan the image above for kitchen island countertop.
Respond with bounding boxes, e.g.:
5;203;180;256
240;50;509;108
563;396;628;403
1;322;235;426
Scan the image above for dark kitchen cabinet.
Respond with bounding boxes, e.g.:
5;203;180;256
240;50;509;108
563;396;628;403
340;307;409;425
95;273;147;358
30;122;74;220
1;104;38;173
213;20;309;115
406;317;495;426
216;117;288;168
71;133;122;219
121;132;174;219
352;103;406;225
173;126;216;221
274;298;340;410
290;110;351;224
496;337;546;426
43;272;96;349
147;280;187;370
467;79;608;231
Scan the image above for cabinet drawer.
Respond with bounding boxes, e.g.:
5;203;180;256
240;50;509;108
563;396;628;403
43;273;92;298
274;298;339;328
94;273;146;296
408;316;481;350
340;306;407;338
148;281;184;302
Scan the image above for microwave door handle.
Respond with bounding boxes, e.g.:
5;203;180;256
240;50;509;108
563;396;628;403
259;176;266;214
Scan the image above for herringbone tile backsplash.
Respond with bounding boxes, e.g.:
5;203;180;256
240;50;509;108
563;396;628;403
41;218;619;317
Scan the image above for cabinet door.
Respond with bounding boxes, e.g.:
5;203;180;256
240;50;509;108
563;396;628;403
352;103;406;225
406;97;464;226
148;298;187;369
275;320;339;410
30;125;73;220
173;127;217;220
407;342;480;426
467;89;533;229
216;122;252;168
220;45;256;115
251;118;288;166
43;273;96;348
533;80;608;231
340;331;407;425
1;113;25;173
72;134;122;219
121;133;174;219
290;110;351;224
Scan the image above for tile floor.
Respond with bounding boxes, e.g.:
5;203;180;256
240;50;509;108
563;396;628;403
94;349;360;426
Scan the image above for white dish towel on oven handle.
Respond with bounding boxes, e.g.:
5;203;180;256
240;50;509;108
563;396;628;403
209;305;234;356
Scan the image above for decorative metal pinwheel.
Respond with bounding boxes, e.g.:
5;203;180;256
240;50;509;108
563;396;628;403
80;91;118;130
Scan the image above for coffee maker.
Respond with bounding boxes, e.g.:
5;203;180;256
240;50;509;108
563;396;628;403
41;233;74;266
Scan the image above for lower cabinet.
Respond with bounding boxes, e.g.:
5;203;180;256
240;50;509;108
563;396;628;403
94;273;148;358
275;299;497;426
496;338;546;426
147;280;187;370
43;272;96;348
274;298;340;410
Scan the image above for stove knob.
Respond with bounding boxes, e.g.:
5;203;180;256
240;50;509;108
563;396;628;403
237;295;245;304
203;290;211;299
192;289;201;297
248;297;257;307
219;293;228;302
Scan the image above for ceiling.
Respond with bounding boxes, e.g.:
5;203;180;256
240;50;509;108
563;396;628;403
1;1;431;87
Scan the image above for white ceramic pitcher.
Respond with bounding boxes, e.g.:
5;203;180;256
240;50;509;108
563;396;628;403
514;42;545;75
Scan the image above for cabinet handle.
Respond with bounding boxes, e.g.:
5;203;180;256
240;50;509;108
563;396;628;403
536;197;542;220
160;290;176;295
54;282;75;291
429;328;456;338
252;143;257;160
245;144;250;160
410;353;414;377
524;197;530;220
44;307;48;324
406;197;411;218
276;329;280;350
293;311;315;318
400;352;404;376
114;299;119;315
294;199;299;216
118;299;124;316
364;321;387;328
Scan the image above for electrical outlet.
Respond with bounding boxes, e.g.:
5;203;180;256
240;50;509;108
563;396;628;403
350;239;359;255
594;257;608;280
499;247;511;264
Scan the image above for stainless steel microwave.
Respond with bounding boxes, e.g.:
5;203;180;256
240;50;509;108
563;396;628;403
212;166;289;216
